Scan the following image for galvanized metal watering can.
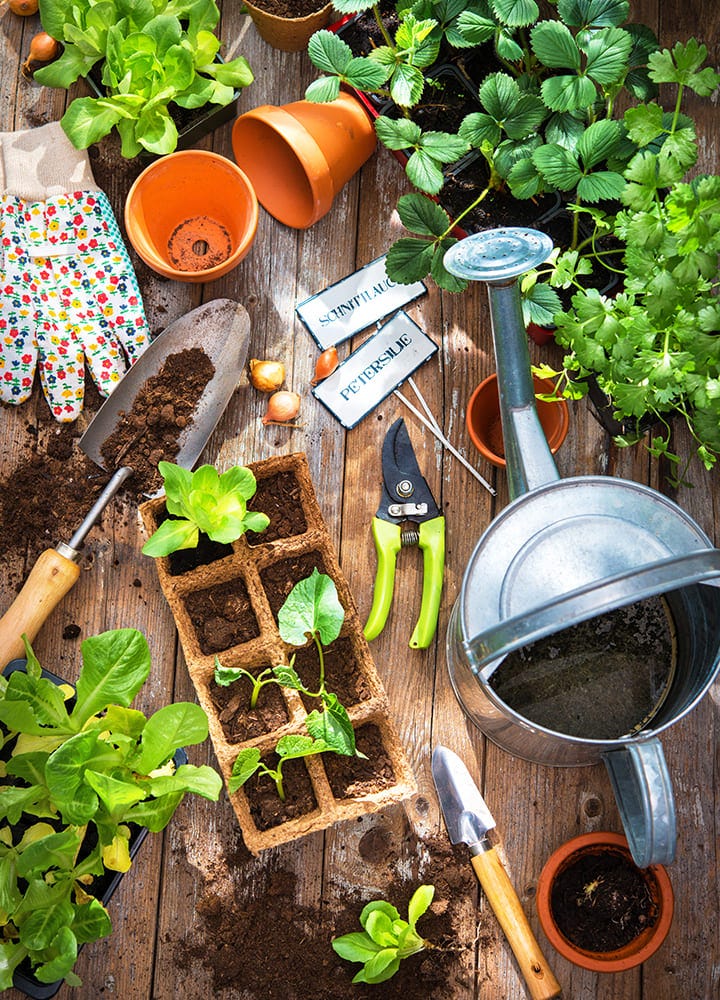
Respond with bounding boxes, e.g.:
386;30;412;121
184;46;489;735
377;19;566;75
444;229;720;868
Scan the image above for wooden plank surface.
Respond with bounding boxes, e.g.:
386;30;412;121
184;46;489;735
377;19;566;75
1;0;719;997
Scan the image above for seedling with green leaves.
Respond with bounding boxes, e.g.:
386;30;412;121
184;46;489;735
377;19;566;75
306;0;661;301
540;39;720;480
0;628;223;989
332;884;436;984
142;461;270;558
226;569;364;801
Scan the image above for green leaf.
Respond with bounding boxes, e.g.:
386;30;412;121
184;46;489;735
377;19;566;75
307;29;353;74
389;62;425;107
541;75;597;113
275;733;329;760
406;149;445;194
272;664;304;689
531;20;580;69
577;118;620;169
407;884;435;929
19;886;74;952
358;948;401;984
430;238;468;292
344;57;391;91
581;26;633;85
364;909;398;947
15;828;83;880
418;131;470;163
60;97;126;150
72;898;112;945
375;116;422;151
648;39;720;96
305;75;341;103
577;170;626;201
557;0;629;28
136;702;209;773
84;771;147;817
360;899;401;927
277;569;344;647
72;629;152;727
141;518;198;556
228;748;262;792
0;941;28;991
332;930;383;962
456;10;497;45
305;694;356;756
397;192;451;237
386;237;436;284
532;144;582;190
491;0;539;27
33;926;78;984
624;103;664;146
148;763;223;801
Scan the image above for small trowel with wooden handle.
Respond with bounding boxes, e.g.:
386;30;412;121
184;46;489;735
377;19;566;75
0;298;250;666
431;745;562;1000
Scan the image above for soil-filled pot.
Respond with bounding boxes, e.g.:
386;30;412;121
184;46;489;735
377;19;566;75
536;832;674;973
231;92;376;228
140;452;416;853
243;0;334;50
124;150;258;281
466;373;569;468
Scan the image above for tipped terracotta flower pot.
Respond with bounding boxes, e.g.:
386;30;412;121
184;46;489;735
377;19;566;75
243;0;334;51
536;832;674;973
466;373;569;468
124;150;258;282
231;92;376;229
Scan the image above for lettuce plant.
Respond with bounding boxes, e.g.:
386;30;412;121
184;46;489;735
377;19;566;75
225;569;362;801
142;461;270;558
0;628;223;989
332;884;435;984
35;0;253;157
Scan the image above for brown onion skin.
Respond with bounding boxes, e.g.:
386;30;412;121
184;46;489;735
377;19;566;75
311;346;339;386
7;0;39;15
261;390;301;425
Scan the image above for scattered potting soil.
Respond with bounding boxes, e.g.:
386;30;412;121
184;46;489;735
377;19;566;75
489;596;675;739
260;550;328;617
100;347;215;497
246;469;307;544
184;576;261;655
210;670;290;742
550;848;659;952
0;410;110;573
167;215;232;272
324;723;396;798
174;826;478;1000
245;753;318;830
295;635;373;711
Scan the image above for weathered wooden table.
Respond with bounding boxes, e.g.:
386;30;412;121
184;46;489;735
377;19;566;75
1;0;718;997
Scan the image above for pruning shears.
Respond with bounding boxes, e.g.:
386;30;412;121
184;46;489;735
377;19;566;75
364;418;445;649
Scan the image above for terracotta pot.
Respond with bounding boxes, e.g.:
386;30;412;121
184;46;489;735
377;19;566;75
124;150;258;282
231;92;376;229
536;832;674;972
465;373;569;468
243;0;334;51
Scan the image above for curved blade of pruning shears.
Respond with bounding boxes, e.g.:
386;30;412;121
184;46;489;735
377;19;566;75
364;418;445;649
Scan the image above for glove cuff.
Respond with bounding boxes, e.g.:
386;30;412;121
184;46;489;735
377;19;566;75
0;121;100;201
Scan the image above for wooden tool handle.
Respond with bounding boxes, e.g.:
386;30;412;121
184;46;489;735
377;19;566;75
472;848;562;1000
0;549;81;665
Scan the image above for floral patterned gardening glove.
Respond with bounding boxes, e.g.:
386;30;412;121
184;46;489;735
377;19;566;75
0;122;150;421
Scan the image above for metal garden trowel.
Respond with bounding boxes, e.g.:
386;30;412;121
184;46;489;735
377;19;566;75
0;298;250;665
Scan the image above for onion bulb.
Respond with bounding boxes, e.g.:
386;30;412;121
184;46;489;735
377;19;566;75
262;390;301;426
22;32;59;76
311;346;339;386
6;0;39;14
249;358;285;393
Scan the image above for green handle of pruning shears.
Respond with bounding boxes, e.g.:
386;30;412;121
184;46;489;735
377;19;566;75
410;516;445;649
364;518;402;642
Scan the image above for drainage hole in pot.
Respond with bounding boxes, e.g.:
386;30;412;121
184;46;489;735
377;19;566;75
488;596;676;740
167;216;232;271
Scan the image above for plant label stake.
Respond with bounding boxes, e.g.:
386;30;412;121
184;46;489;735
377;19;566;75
311;311;438;428
432;745;562;1000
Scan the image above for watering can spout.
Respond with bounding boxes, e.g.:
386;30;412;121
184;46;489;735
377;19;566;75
444;228;561;500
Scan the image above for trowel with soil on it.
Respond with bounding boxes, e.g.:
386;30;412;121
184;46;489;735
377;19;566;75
0;298;251;666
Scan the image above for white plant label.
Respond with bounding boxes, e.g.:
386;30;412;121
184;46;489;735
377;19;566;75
312;312;438;429
296;255;427;349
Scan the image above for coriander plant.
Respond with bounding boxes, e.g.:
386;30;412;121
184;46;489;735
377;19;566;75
332;884;436;984
225;569;363;801
0;628;223;989
142;461;270;558
543;39;720;479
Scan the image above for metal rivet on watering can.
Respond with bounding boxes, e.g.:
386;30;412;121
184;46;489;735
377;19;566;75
444;228;557;500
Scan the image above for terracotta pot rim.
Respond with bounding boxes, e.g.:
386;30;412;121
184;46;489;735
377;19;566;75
125;150;258;283
465;372;570;468
536;831;674;973
243;0;333;24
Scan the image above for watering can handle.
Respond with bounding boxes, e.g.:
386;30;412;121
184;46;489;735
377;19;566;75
602;741;676;868
465;548;720;674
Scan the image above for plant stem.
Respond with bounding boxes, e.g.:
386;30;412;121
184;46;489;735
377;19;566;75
314;633;326;692
372;3;394;49
441;184;491;240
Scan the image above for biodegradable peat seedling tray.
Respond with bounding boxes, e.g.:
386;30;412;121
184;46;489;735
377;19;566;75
140;452;417;853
